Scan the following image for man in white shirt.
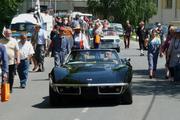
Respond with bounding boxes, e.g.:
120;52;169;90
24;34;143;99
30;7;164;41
17;34;34;88
72;24;90;50
0;29;20;93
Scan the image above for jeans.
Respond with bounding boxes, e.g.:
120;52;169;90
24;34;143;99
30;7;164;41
94;43;100;49
17;59;29;86
148;52;159;71
54;51;65;67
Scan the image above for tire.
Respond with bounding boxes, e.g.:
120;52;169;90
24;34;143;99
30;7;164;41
121;87;133;104
116;48;120;53
49;85;58;106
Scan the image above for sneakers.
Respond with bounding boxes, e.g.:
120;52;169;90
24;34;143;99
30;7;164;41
10;89;13;93
140;50;144;56
140;53;145;56
20;84;26;89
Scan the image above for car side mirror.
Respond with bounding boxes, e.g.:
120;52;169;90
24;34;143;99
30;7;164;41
123;58;131;62
127;58;131;62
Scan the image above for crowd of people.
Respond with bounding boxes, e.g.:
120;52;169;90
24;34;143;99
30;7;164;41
0;14;109;93
136;21;180;80
0;14;180;95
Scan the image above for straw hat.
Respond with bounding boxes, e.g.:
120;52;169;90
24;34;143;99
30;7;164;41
73;24;81;30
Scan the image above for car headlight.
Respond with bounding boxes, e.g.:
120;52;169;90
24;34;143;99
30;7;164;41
116;39;120;43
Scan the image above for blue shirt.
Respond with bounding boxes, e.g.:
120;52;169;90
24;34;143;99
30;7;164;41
52;35;70;54
37;29;48;45
148;37;161;54
0;43;8;74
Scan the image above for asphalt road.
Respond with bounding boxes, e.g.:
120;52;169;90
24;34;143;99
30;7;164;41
0;41;180;120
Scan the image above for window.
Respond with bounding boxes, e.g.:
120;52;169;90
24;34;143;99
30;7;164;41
166;0;172;9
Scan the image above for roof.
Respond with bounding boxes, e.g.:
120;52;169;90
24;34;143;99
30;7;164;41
11;13;37;24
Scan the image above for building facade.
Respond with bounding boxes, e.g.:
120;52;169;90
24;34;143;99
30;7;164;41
20;0;179;24
149;0;180;24
20;0;88;13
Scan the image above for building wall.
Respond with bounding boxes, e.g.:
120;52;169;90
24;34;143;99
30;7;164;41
20;0;88;13
149;0;180;24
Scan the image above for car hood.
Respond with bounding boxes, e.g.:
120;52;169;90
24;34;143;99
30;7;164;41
52;63;128;84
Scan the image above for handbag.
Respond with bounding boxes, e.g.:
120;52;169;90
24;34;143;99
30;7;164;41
95;34;100;44
1;82;10;102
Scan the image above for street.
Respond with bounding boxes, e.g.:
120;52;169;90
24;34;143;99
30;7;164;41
0;41;180;120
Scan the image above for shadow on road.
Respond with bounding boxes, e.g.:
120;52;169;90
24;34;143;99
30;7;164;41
133;68;180;98
133;68;166;79
31;78;49;81
133;68;180;120
32;96;123;109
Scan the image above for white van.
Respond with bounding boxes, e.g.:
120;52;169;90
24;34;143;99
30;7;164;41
70;12;92;19
10;13;53;39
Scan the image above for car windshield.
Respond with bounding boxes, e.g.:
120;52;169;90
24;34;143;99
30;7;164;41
66;50;119;64
103;27;117;36
11;23;35;33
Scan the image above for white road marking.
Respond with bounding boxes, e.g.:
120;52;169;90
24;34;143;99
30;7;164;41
74;118;80;120
81;108;89;113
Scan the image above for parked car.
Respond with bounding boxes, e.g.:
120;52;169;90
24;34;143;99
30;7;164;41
49;49;133;105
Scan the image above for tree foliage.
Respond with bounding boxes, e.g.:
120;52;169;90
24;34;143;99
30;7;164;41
0;0;24;35
87;0;157;27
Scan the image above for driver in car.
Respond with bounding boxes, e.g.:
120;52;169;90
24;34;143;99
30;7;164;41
104;51;113;60
104;51;118;64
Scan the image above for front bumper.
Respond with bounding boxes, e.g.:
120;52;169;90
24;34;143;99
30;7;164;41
50;80;129;96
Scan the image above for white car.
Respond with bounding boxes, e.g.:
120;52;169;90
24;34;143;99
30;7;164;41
111;23;124;36
100;35;121;52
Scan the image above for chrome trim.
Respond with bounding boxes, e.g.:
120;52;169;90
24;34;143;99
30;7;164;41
56;86;81;95
51;83;128;87
119;86;123;94
98;86;124;95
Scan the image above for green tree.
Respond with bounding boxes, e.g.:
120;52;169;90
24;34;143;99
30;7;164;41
0;0;24;37
87;0;157;27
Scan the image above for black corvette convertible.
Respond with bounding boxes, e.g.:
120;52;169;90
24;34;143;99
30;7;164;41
49;49;133;105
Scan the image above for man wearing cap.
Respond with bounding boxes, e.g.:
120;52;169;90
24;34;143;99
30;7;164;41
72;24;90;50
17;34;34;88
49;26;70;67
31;24;48;72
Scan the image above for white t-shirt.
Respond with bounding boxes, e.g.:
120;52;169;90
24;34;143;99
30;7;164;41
0;37;19;65
18;41;34;60
74;32;90;49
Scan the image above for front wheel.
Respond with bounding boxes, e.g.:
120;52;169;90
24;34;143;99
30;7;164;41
49;85;59;106
116;47;120;53
121;87;133;104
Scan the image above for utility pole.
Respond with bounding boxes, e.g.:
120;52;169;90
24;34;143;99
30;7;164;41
32;0;34;8
54;0;56;14
49;0;52;8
